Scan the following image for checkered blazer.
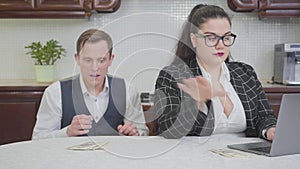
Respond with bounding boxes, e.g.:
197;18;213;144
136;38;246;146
154;57;277;138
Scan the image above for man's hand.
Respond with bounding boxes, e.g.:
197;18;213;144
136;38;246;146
266;127;276;141
67;114;93;137
117;122;139;136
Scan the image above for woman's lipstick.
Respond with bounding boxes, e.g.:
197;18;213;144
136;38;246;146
216;52;224;57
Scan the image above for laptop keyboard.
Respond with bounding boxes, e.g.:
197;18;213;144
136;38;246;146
249;146;271;154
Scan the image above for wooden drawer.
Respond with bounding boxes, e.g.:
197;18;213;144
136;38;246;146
263;86;300;117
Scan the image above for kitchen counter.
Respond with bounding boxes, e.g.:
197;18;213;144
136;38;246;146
0;79;52;87
0;78;297;87
261;80;300;93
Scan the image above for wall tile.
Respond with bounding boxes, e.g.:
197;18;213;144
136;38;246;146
0;0;299;91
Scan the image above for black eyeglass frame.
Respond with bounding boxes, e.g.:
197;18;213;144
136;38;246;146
193;32;237;47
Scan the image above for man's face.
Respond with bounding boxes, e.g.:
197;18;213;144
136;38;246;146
75;40;113;93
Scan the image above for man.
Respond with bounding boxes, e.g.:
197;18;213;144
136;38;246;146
32;29;148;139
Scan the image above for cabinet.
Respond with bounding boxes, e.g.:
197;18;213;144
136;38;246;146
263;85;300;117
0;83;47;145
143;104;158;136
0;0;34;10
0;80;156;145
227;0;300;18
93;0;120;12
2;81;297;144
0;0;120;18
227;0;258;12
259;0;300;18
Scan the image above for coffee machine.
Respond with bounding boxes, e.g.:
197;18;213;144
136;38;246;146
273;43;300;85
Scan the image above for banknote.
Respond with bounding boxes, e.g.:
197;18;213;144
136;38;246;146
67;141;108;151
210;148;248;158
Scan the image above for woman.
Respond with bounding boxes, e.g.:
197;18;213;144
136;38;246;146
154;4;276;140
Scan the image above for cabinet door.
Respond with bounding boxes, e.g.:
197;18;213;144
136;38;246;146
93;0;120;12
259;0;300;18
259;0;300;10
0;102;38;145
264;93;282;117
143;105;158;136
0;90;45;145
0;0;91;18
0;0;120;18
0;0;34;10
263;86;300;117
227;0;258;12
0;87;45;145
36;0;85;11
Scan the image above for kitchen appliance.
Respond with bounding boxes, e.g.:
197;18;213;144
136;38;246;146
273;43;300;85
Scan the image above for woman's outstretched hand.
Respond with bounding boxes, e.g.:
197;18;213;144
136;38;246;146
177;76;225;103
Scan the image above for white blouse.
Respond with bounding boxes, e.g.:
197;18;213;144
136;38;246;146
198;62;247;134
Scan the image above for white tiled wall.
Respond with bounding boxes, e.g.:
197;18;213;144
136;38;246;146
0;0;299;92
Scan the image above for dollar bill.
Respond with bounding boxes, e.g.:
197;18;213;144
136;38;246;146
67;141;108;151
210;148;248;158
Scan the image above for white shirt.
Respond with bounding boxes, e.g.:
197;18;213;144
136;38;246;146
32;75;149;139
198;62;247;134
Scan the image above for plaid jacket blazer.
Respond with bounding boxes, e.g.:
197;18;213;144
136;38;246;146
154;57;277;138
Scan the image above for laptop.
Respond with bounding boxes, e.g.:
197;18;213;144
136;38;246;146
227;94;300;157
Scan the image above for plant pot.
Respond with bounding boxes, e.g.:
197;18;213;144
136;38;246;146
34;65;55;82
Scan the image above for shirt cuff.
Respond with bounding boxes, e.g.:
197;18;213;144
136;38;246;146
60;126;69;137
262;125;275;139
262;128;267;139
198;101;208;115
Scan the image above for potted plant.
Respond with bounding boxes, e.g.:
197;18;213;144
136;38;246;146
25;39;66;82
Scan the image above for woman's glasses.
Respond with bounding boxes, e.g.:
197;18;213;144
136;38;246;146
194;33;237;47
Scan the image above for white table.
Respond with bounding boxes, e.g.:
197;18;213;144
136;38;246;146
1;134;300;169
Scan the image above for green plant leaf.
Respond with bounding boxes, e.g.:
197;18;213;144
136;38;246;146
25;39;66;65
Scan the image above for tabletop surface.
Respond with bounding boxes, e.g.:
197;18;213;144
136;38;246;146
0;134;299;169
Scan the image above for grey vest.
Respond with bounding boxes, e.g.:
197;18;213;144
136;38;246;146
60;75;126;136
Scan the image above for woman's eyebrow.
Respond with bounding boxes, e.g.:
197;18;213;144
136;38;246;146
203;31;231;35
